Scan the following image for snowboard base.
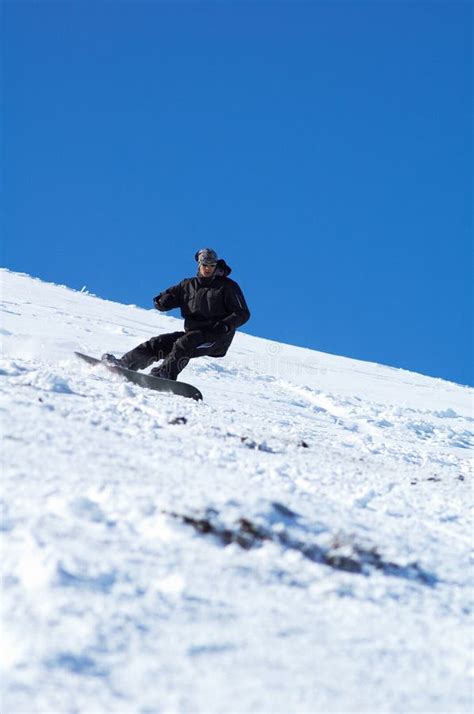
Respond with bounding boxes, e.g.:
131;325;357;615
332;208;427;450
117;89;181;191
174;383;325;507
75;352;203;401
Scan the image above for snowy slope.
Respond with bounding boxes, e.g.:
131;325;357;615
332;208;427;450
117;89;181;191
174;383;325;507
1;267;473;714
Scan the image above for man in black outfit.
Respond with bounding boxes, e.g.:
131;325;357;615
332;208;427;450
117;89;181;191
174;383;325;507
102;249;250;381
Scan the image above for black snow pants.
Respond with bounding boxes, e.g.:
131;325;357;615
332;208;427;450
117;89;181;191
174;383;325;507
120;330;230;380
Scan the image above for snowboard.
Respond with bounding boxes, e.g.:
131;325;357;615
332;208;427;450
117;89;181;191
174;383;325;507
74;352;203;401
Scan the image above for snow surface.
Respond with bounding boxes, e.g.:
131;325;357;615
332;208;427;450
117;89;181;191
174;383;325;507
1;267;473;714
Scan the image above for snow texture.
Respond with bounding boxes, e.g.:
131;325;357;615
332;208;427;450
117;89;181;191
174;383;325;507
1;268;473;713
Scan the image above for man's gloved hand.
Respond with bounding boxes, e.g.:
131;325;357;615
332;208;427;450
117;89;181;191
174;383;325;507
211;321;229;335
153;295;161;310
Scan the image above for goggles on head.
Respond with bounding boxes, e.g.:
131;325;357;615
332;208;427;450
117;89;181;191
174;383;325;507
195;248;219;265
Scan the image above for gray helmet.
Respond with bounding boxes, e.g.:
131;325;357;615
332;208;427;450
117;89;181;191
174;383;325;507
195;248;219;265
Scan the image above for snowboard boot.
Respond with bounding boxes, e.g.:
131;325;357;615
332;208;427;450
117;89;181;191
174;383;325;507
150;366;175;381
101;353;124;367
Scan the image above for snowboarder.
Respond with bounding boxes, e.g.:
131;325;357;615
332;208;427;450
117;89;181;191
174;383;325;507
102;249;250;381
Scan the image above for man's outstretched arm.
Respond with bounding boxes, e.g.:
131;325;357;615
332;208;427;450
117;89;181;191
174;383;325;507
153;282;183;311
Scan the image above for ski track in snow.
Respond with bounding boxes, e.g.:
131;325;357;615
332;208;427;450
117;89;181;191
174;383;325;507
1;268;473;713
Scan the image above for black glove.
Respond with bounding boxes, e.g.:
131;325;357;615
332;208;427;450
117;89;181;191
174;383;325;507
153;295;161;310
211;321;229;335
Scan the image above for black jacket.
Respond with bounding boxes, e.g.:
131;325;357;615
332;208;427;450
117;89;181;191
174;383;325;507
153;259;250;349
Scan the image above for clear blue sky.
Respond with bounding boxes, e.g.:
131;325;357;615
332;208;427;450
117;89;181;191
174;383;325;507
3;2;472;386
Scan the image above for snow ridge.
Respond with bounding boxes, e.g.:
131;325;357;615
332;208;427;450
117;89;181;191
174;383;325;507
1;268;473;713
